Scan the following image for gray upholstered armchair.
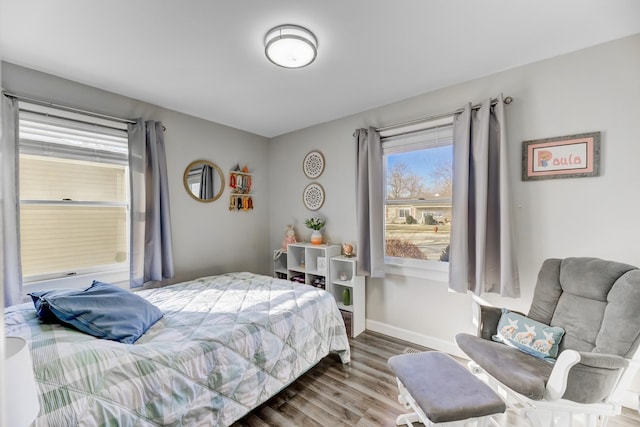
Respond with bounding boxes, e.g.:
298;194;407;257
456;257;640;427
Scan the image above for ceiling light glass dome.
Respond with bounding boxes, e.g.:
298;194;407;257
264;25;317;68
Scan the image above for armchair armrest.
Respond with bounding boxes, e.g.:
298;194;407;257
472;300;526;341
475;304;502;340
545;350;629;402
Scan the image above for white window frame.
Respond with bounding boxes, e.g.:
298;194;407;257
398;208;411;218
380;116;453;282
18;102;130;289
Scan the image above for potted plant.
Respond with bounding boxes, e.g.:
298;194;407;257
305;217;325;245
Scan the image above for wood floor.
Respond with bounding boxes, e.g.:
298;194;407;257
233;331;640;427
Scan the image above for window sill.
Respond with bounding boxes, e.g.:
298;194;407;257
23;269;130;297
384;258;449;283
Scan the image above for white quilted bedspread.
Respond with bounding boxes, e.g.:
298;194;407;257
5;272;350;426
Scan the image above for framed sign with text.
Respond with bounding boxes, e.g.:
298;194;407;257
522;132;600;181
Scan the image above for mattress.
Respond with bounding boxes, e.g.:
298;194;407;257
4;272;350;426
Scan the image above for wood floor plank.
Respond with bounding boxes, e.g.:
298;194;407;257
304;366;401;416
289;376;364;423
232;331;640;427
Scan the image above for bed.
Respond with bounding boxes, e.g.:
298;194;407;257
4;272;351;426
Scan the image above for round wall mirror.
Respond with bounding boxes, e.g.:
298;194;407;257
183;160;225;203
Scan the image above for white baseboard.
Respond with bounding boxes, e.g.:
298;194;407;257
365;319;639;410
620;391;639;411
365;319;467;359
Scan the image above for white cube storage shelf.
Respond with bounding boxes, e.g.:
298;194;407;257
272;243;365;337
286;243;340;288
273;250;287;280
330;255;365;338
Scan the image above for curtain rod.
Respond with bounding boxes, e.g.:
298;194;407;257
3;91;137;125
375;95;512;133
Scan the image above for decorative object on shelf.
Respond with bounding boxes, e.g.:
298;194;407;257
264;24;317;69
303;182;325;211
303;150;325;179
310;230;322;245
229;164;254;211
522;131;600;181
274;225;298;260
317;256;326;273
290;274;305;283
282;225;297;250
311;277;325;289
229;165;251;192
339;271;348;281
342;288;352;306
305;217;325;245
342;243;353;258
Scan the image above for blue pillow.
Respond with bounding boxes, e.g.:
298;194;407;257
492;308;565;362
29;281;163;344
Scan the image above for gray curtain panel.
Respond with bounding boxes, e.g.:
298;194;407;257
128;120;175;288
449;95;520;297
354;127;385;278
1;95;23;307
199;164;215;199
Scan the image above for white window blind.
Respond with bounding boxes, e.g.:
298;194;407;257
19;108;128;164
18;102;130;282
382;123;453;154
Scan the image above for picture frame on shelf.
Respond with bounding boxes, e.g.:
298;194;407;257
317;256;326;274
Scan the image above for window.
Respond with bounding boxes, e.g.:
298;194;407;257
382;118;453;266
398;208;411;218
18;103;130;283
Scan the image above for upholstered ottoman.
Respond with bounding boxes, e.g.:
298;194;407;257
388;351;506;427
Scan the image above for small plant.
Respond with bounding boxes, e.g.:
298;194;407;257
304;217;325;230
424;214;437;225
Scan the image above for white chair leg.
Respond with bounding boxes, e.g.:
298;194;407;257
553;412;572;427
396;412;421;426
523;408;553;427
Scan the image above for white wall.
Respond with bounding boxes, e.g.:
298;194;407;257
269;34;640;354
1;62;272;286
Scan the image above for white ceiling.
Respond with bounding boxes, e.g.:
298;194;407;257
2;1;640;138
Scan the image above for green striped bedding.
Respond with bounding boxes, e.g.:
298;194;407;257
5;272;350;426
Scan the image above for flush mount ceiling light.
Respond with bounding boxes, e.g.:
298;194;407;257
264;24;317;68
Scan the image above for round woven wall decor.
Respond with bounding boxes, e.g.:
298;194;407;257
303;182;325;211
303;150;325;179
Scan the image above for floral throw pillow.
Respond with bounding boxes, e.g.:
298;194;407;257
492;309;565;362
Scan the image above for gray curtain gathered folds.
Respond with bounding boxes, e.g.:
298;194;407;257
354;127;385;278
128;120;175;288
199;164;214;199
1;95;23;306
449;95;519;297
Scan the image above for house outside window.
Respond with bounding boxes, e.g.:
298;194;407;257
18;103;130;284
382;119;453;266
398;208;411;219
